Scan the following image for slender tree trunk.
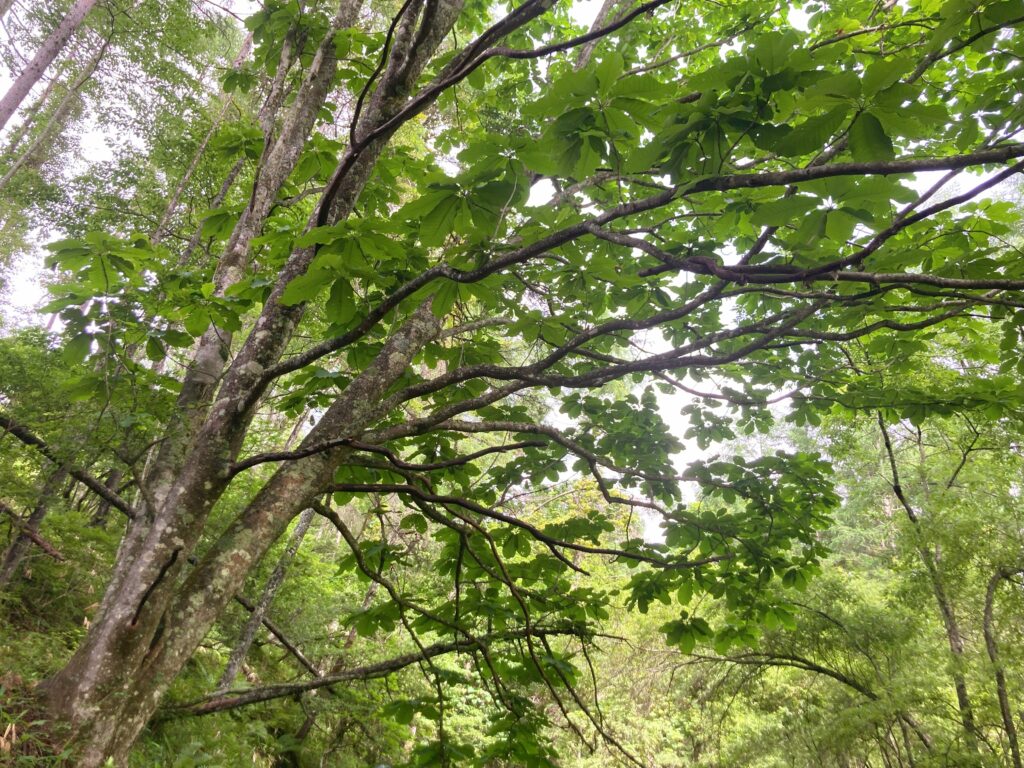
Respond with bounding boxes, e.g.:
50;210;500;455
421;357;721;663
1;60;65;155
0;0;98;131
88;469;123;528
0;32;108;192
292;577;381;745
0;467;67;589
899;718;917;768
216;507;315;692
877;415;981;756
984;567;1023;768
906;543;979;751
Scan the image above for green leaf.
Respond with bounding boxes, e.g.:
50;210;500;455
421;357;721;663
326;278;356;324
145;337;166;362
281;269;333;306
419;195;460;246
63;333;92;364
848;112;894;162
774;107;849;157
750;195;821;226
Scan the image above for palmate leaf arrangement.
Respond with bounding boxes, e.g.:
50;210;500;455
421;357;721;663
2;0;1024;763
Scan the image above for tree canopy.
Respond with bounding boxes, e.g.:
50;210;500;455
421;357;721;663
1;0;1023;765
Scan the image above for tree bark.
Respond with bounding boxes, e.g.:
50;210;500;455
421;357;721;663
0;467;67;589
984;567;1024;768
0;32;109;192
40;299;441;765
216;507;314;692
33;0;552;761
0;0;99;131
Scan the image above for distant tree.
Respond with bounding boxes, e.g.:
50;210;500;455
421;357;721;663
0;0;99;130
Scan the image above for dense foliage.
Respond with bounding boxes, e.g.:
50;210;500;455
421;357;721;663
1;0;1023;765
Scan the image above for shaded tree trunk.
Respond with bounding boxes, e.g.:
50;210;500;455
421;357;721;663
0;0;98;130
292;575;381;747
877;415;981;756
88;469;123;528
39;299;442;765
216;507;314;692
984;567;1024;768
0;467;67;589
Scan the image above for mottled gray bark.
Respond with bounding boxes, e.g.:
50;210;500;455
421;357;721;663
216;507;314;692
37;3;363;751
0;467;67;589
45;300;440;766
36;0;555;762
0;0;98;130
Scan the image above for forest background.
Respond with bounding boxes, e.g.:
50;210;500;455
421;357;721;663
1;0;1024;766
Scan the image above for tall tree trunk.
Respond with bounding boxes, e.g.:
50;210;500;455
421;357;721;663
41;299;441;766
918;547;980;752
0;32;108;192
0;466;67;589
0;0;98;131
984;567;1023;768
292;573;381;747
34;0;526;760
877;415;981;756
88;468;123;528
1;60;65;156
216;507;314;692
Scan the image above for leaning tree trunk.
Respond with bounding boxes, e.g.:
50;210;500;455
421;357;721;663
878;415;981;756
0;32;108;193
984;567;1024;768
0;466;67;589
40;300;442;766
919;548;981;753
0;0;98;131
216;507;314;692
33;0;537;760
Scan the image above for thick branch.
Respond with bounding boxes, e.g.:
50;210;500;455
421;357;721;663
164;626;585;717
